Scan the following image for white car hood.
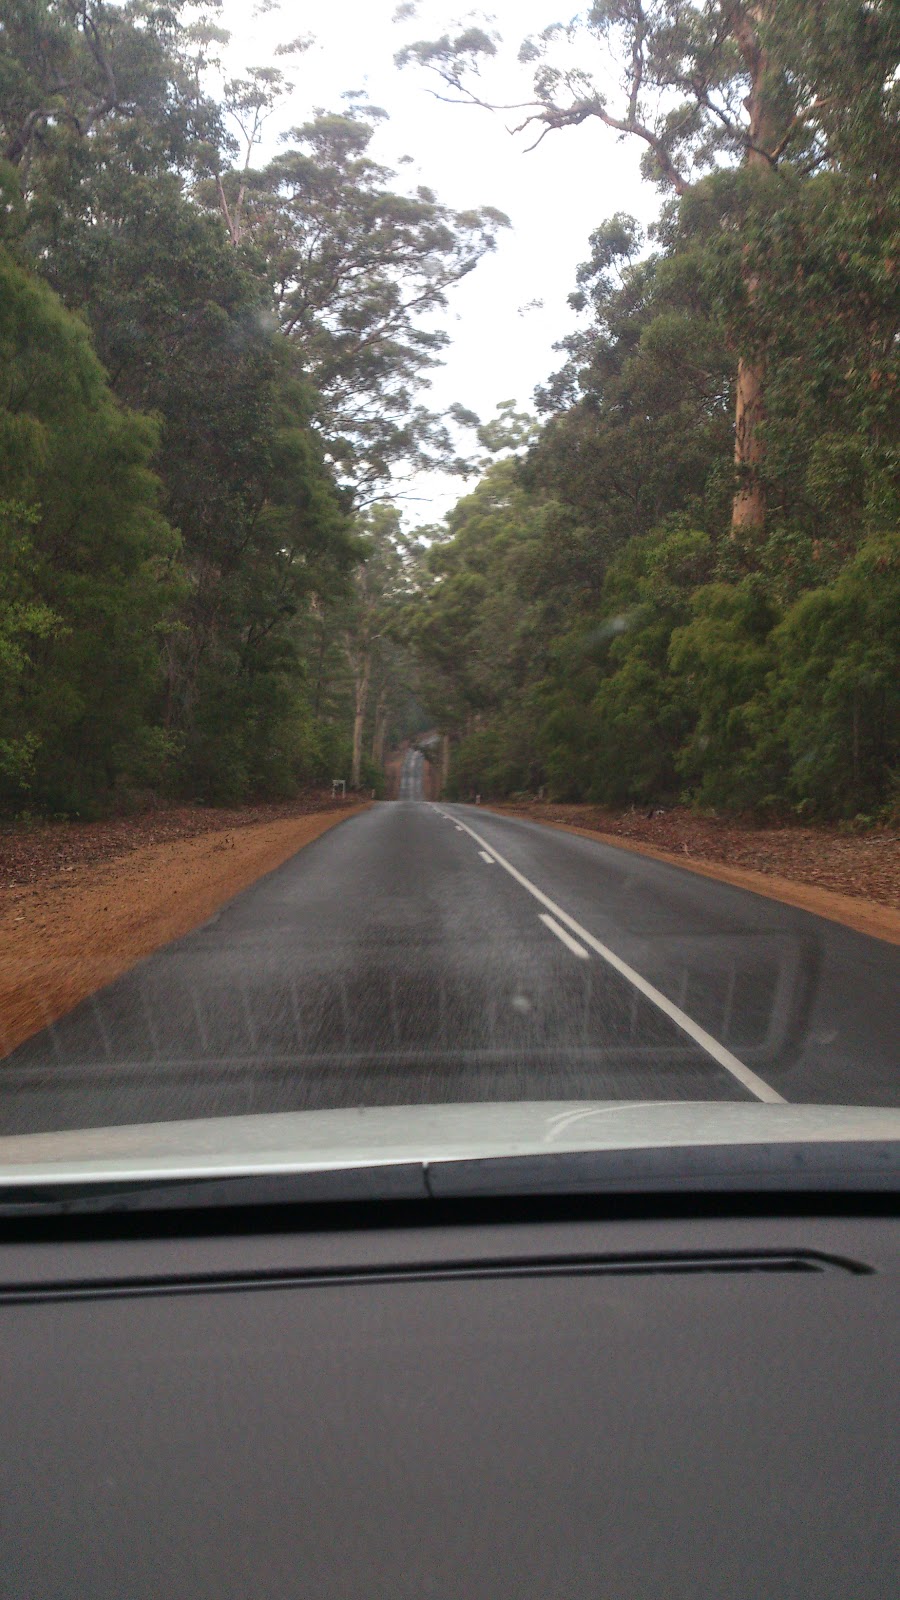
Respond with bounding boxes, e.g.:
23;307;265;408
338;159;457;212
0;1101;896;1185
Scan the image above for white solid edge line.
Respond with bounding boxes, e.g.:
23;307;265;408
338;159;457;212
539;912;590;960
478;850;496;864
434;805;784;1105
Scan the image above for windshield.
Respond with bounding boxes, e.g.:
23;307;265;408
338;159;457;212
1;0;898;1149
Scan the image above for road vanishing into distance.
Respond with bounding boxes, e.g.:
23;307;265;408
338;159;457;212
398;747;426;800
1;799;897;1133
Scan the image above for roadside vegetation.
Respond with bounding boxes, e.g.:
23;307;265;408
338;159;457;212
0;0;502;816
402;0;900;822
1;1;898;827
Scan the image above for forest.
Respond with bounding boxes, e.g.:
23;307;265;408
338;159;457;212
2;0;898;822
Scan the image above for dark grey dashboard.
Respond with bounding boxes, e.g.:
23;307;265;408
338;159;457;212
1;1203;897;1599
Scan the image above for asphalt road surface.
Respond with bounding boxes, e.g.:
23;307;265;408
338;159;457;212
398;747;425;799
1;802;897;1134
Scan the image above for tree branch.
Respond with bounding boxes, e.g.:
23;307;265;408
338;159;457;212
768;98;837;163
5;107;63;166
511;99;690;194
77;5;119;134
628;0;646;125
6;4;120;163
215;173;240;246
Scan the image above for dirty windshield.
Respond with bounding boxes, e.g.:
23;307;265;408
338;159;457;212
1;0;898;1141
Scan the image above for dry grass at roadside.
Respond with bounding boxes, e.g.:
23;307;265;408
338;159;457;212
1;801;369;1058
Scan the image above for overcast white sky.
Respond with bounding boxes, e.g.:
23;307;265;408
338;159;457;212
218;0;660;524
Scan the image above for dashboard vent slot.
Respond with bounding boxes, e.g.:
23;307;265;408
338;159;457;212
0;1249;870;1306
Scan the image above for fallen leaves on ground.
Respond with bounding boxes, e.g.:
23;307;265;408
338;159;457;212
0;793;357;895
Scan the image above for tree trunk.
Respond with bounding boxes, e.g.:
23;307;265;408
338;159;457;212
440;733;450;796
732;350;767;533
215;174;246;247
730;1;781;537
350;652;371;789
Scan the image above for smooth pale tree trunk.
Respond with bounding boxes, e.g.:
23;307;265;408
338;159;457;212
216;173;249;247
440;734;450;796
730;1;780;537
350;652;371;789
732;347;767;533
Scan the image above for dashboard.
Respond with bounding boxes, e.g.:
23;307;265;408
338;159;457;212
1;1195;897;1599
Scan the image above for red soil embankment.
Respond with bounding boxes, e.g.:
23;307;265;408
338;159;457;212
1;797;369;1057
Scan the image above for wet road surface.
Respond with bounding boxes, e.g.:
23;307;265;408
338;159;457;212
1;801;897;1132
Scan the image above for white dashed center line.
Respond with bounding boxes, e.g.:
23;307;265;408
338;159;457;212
478;850;495;865
433;804;784;1105
539;913;589;959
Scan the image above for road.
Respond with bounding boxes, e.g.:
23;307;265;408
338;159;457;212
398;747;425;799
1;801;897;1134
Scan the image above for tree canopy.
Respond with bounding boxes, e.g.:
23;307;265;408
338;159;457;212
0;0;504;812
1;0;897;822
402;9;899;820
399;0;900;534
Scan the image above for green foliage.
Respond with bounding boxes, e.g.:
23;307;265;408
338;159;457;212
549;527;715;805
0;500;58;787
669;582;781;810
404;0;900;822
1;0;225;181
528;224;733;560
414;476;899;817
2;0;896;824
198;103;508;494
772;534;900;817
0;248;181;812
0;2;505;814
451;709;541;800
